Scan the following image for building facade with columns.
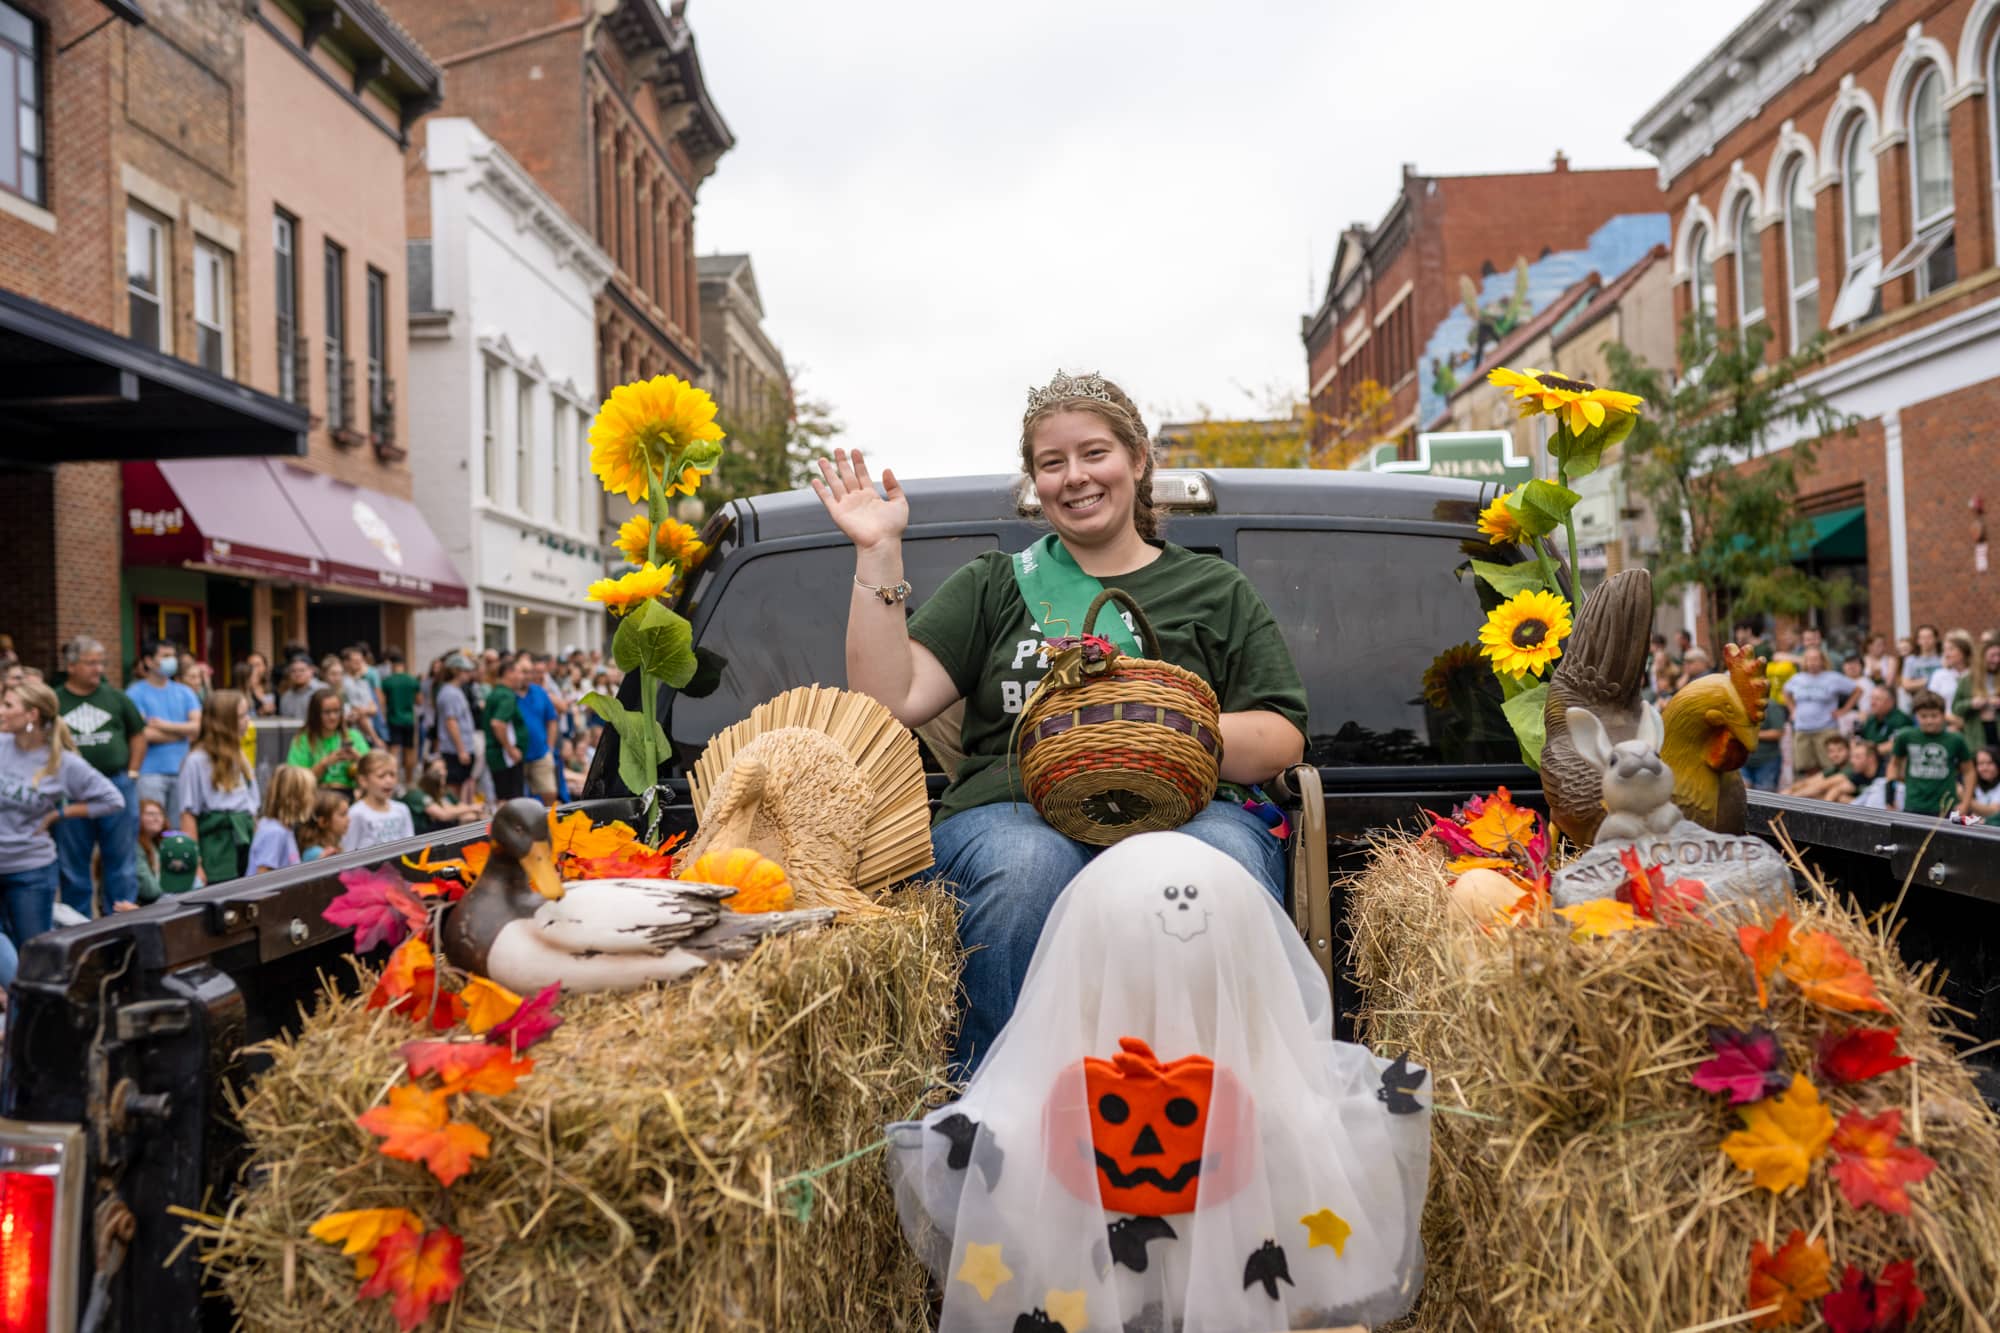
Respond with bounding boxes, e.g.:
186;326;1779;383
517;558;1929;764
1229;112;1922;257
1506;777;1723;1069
406;118;615;664
1631;0;2000;639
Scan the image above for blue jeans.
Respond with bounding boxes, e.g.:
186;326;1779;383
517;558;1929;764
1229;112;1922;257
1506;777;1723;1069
53;772;138;916
136;771;180;836
927;799;1286;1077
1743;754;1783;792
0;862;59;958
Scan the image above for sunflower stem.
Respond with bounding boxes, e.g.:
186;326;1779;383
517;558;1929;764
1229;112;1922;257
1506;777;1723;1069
1551;424;1580;599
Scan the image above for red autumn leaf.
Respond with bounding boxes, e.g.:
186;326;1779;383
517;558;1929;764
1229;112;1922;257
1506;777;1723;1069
357;1085;491;1187
1615;847;1708;921
1822;1259;1926;1333
357;1225;464;1331
1691;1025;1790;1105
1816;1027;1913;1086
1738;915;1794;1010
367;939;467;1030
324;867;429;952
1829;1108;1937;1215
1748;1229;1831;1329
401;1040;533;1096
1423;808;1488;860
567;846;682;880
489;982;563;1053
1782;930;1891;1014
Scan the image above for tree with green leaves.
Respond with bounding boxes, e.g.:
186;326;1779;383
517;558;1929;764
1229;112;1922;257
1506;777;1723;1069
1603;313;1855;633
702;376;845;506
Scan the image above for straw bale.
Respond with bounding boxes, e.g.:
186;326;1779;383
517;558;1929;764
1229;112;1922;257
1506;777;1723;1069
188;889;958;1333
1346;828;2000;1333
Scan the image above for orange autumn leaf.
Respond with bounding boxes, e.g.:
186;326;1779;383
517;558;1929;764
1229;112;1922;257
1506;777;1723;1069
372;936;433;1005
1781;929;1891;1014
1463;789;1537;855
1721;1074;1835;1194
460;976;523;1034
1555;898;1655;941
458;841;491;884
1446;854;1517;874
1829;1108;1937;1215
1738;914;1794;1010
1748;1229;1831;1330
357;1085;491;1187
357;1225;464;1331
401;1040;533;1097
549;809;638;865
308;1207;424;1257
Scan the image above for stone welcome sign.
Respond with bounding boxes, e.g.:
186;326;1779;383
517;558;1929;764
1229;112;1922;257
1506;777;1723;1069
1552;820;1794;914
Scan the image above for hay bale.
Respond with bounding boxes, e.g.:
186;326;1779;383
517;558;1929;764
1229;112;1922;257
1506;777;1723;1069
189;890;958;1333
1346;829;2000;1333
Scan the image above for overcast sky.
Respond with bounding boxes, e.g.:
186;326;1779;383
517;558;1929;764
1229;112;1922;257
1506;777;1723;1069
689;0;1750;480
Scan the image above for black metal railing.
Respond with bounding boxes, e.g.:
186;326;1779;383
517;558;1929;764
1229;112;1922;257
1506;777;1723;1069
372;374;403;461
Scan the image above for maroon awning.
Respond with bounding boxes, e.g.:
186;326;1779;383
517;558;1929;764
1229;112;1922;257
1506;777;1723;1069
268;463;468;607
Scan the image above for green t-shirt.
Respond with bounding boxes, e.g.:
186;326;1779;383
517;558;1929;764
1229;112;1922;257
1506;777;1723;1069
1892;725;1972;816
1749;700;1788;768
287;728;370;790
54;681;148;776
380;672;420;727
399;787;433;835
485;687;524;771
906;542;1309;823
1856;710;1914;747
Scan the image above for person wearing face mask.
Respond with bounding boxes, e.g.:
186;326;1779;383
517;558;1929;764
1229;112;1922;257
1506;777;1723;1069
126;637;203;831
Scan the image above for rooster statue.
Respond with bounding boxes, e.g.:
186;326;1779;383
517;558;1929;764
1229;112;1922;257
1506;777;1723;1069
1657;642;1769;835
1541;569;1657;846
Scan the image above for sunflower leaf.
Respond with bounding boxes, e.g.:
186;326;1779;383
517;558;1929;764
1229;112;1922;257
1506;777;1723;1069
628;601;698;689
1502;680;1548;768
582;690;672;797
1470;559;1549;598
1513;479;1582;535
1556;412;1637;483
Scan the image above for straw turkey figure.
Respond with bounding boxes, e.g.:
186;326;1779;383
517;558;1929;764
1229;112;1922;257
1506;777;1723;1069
440;798;834;993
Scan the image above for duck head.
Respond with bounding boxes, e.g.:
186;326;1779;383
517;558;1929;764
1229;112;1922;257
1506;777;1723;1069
492;797;564;899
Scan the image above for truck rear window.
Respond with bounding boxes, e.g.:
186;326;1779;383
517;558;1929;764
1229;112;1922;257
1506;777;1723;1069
1236;528;1518;766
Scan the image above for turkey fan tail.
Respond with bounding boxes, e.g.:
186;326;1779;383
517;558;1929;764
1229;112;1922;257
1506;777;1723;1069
681;907;837;959
1547;567;1653;709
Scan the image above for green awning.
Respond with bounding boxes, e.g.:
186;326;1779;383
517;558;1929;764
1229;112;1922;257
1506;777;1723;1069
1801;506;1867;563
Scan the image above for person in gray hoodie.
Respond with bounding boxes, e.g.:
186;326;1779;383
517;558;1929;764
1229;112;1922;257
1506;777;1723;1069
0;679;125;954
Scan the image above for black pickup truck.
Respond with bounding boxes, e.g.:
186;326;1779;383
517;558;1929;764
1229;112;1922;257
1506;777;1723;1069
5;467;1998;1331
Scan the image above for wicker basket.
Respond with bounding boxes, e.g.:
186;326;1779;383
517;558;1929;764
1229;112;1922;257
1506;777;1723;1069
1016;588;1222;845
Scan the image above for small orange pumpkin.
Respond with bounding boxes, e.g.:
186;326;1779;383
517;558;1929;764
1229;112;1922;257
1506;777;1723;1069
683;847;794;913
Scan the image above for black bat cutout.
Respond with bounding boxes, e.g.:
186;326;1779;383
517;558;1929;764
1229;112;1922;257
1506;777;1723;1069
931;1112;1005;1186
1012;1310;1063;1333
1377;1051;1429;1115
1095;1215;1176;1275
1243;1238;1295;1300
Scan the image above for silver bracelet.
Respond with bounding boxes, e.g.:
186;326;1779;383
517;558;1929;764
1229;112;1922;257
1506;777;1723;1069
855;576;912;606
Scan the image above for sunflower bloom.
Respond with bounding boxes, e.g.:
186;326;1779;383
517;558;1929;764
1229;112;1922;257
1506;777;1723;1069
1486;366;1643;436
614;516;708;569
1422;642;1484;708
589;376;725;503
1478;589;1573;678
1477;490;1525;544
586;562;676;616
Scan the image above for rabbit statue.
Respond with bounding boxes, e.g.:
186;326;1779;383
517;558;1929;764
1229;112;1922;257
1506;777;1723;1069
1564;702;1682;846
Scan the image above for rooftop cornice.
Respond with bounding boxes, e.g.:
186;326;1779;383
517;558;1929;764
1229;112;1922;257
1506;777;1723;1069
606;0;735;181
450;123;616;291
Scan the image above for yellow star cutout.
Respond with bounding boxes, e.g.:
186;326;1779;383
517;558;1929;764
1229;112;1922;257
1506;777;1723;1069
1044;1287;1089;1332
955;1242;1013;1302
1300;1207;1352;1256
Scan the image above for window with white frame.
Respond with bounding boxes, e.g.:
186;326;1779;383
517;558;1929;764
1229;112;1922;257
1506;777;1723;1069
274;211;300;402
126;206;170;352
1688;223;1715;322
481;599;513;653
193;240;232;375
550;399;569;532
482;359;505;503
1;1;42;206
1881;66;1956;298
1828;118;1883;329
1783;161;1818;349
516;377;537;515
1733;197;1764;327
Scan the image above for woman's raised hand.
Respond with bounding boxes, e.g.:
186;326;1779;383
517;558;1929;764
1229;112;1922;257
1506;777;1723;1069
810;448;908;551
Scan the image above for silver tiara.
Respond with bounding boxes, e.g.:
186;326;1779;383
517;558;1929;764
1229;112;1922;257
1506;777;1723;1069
1025;369;1118;417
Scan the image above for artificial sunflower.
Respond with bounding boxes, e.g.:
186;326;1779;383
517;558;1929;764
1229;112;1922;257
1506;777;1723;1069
1476;490;1525;544
668;458;716;497
1478;588;1573;678
613;516;709;569
1487;366;1644;437
589;375;725;504
586;562;677;616
1421;642;1484;708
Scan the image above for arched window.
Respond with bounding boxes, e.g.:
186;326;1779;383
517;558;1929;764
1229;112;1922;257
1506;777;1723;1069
1827;117;1882;328
1734;197;1764;327
1882;66;1957;297
1688;223;1715;322
1783;161;1818;349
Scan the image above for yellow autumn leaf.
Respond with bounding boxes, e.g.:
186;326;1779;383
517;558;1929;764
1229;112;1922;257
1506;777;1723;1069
308;1206;424;1257
460;976;523;1035
1721;1074;1835;1194
1555;898;1655;941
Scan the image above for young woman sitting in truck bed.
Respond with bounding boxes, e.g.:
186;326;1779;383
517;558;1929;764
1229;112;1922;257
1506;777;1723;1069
810;370;1307;1073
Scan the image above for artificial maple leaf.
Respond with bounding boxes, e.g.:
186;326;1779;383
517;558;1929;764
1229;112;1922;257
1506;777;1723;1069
357;1225;464;1332
1738;915;1794;1010
357;1085;491;1187
1615;847;1708;922
323;867;430;952
1782;930;1891;1014
1748;1230;1831;1330
1423;809;1488;860
568;846;682;879
400;1041;533;1096
458;841;491;885
1721;1074;1835;1194
1691;1025;1790;1105
1829;1108;1936;1215
1816;1027;1913;1086
489;982;563;1053
1446;853;1517;874
1556;898;1655;941
307;1207;424;1257
549;809;638;867
459;976;523;1034
1463;788;1537;855
368;936;434;1007
1822;1260;1925;1333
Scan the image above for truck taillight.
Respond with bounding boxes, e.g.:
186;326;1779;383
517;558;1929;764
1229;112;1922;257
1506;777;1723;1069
0;1123;82;1333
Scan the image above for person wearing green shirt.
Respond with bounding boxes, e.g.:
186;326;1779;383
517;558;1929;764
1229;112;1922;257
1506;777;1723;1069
52;636;151;915
286;687;370;792
1890;691;1974;818
485;653;527;801
809;371;1308;1075
1952;641;2000;754
377;647;421;785
1854;686;1913;756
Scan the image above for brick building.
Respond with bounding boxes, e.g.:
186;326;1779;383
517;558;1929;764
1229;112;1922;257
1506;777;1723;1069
1630;0;2000;640
1302;156;1668;464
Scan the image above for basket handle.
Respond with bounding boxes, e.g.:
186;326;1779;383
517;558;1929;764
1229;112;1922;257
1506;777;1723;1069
1084;587;1162;659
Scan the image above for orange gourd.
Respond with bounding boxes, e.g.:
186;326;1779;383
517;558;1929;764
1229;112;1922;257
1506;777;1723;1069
684;847;794;913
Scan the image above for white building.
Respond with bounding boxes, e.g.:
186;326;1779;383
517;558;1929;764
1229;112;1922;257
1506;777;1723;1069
406;118;616;663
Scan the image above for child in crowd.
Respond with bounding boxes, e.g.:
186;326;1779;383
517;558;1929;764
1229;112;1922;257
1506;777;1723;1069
250;765;316;874
175;690;259;885
398;758;484;836
342;751;414;853
134;798;166;905
1965;747;2000;823
1890;690;1974;819
1786;733;1860;801
298;790;350;862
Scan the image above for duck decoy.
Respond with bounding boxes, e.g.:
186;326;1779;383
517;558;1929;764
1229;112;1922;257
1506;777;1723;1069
441;798;836;994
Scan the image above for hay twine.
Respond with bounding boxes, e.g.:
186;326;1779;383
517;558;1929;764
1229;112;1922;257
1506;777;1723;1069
1347;820;2000;1333
181;890;959;1333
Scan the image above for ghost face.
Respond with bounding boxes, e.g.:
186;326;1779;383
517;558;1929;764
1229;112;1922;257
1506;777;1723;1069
1156;883;1210;942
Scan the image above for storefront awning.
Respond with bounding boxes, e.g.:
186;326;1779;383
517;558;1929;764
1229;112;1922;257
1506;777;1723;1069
1;289;307;463
123;460;468;608
1800;506;1867;563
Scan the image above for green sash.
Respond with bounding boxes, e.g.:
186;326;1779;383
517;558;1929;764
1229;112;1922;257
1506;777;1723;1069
1008;534;1143;658
195;809;255;885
